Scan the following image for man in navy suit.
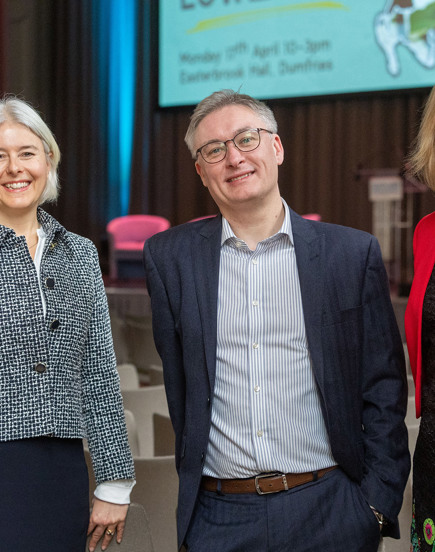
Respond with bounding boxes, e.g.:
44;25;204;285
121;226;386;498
143;90;410;552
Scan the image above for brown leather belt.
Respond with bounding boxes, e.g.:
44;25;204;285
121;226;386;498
201;466;337;495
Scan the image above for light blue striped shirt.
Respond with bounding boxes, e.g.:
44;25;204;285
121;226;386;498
203;199;336;478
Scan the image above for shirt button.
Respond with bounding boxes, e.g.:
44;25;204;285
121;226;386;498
235;241;243;248
252;258;258;265
257;430;263;437
254;385;260;393
252;300;259;307
50;319;60;330
34;362;47;373
45;277;55;289
253;342;259;349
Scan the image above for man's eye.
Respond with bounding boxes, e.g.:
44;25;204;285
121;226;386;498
207;145;224;156
240;136;253;145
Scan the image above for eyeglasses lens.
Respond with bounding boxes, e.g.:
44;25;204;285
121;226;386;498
201;129;261;163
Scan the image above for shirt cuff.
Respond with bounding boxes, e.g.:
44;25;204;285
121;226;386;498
94;479;136;505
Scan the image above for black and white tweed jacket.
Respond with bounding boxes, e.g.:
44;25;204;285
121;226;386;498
0;209;134;484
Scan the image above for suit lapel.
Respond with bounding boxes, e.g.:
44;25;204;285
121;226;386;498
189;212;327;394
191;216;222;391
290;210;326;392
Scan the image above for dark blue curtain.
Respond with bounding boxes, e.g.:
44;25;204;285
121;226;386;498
42;0;150;256
92;0;138;220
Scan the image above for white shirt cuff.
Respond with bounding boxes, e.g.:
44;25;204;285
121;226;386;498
94;479;136;504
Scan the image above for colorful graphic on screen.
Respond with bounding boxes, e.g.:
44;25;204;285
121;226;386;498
159;0;435;106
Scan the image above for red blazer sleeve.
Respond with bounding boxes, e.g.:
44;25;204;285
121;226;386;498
405;212;435;418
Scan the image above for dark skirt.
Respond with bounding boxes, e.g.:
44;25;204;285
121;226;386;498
0;437;89;551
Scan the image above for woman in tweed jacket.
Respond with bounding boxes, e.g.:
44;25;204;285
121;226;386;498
0;97;135;551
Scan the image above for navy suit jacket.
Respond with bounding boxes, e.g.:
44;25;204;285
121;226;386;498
143;209;410;549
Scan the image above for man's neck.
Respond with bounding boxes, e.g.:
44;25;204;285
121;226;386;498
222;197;285;251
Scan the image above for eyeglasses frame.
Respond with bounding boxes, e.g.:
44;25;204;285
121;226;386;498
196;128;274;164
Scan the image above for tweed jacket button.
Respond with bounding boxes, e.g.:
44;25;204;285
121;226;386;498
34;362;47;373
50;319;60;330
45;277;55;289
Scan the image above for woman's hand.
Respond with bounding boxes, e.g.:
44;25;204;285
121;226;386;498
87;497;129;551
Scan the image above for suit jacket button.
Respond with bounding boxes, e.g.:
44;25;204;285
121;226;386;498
45;277;55;289
34;362;47;373
50;319;60;330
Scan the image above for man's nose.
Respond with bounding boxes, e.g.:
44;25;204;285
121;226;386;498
225;141;244;165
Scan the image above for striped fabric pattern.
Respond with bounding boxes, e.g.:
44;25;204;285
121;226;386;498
203;200;336;478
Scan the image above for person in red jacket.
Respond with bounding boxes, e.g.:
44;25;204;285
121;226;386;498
405;85;435;551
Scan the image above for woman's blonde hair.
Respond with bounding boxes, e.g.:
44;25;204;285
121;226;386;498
408;87;435;191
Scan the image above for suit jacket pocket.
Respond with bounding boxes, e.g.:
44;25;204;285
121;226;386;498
322;304;362;327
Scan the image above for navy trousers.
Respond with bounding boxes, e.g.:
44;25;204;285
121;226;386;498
184;468;382;552
0;437;89;551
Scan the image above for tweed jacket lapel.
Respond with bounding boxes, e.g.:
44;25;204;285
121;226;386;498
191;215;222;392
290;210;326;393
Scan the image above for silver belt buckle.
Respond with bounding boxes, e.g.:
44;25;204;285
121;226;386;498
254;472;288;495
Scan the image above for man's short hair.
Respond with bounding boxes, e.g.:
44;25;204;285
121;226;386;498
184;89;278;159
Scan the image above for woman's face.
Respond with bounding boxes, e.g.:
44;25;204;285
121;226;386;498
0;122;50;219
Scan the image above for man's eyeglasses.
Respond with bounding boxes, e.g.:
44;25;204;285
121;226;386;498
196;128;273;164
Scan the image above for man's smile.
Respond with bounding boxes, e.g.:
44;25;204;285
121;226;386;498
227;171;254;183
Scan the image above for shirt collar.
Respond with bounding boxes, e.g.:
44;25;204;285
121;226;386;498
221;198;294;247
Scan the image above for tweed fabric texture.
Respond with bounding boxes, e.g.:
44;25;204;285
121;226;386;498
0;209;134;484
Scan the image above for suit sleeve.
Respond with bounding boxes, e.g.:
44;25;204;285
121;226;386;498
359;237;410;537
143;240;186;470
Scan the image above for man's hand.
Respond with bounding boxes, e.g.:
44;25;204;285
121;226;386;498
87;497;129;551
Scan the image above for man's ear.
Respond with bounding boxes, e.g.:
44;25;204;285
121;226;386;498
273;135;284;166
195;161;208;188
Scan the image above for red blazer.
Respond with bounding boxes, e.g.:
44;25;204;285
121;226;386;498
405;212;435;418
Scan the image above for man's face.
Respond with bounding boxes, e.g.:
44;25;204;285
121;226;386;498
194;105;284;213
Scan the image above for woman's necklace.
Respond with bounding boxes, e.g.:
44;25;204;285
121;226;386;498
26;235;39;251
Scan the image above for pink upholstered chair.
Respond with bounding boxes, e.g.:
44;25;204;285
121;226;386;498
107;215;170;279
301;213;321;221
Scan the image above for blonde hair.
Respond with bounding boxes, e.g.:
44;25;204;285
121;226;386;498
407;87;435;191
0;96;61;204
